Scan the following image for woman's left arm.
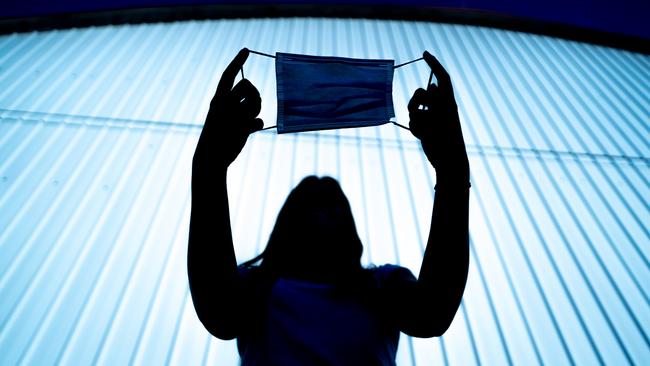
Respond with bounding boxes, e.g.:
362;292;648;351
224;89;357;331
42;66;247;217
394;51;470;338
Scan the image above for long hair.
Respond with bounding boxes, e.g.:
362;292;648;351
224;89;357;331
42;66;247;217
241;176;365;283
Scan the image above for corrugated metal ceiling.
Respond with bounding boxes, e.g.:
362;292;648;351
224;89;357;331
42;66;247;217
0;18;648;365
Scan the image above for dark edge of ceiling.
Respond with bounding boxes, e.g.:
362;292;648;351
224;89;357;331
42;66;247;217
0;4;648;54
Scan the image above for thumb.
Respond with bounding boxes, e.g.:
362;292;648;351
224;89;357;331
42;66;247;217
249;118;264;134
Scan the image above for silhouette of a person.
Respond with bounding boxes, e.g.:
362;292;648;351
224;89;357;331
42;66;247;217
188;48;470;365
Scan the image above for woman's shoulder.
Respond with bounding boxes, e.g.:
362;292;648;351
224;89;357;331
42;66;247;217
237;263;416;292
367;264;417;287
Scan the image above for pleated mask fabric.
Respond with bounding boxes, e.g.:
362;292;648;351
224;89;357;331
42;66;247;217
274;52;395;133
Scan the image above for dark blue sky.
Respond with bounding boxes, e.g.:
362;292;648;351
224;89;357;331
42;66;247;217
2;0;648;40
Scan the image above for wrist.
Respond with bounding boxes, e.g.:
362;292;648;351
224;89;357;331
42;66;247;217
192;158;228;179
435;180;471;191
434;168;470;191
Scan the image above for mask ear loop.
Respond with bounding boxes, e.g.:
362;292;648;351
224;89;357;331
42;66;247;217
247;49;278;131
393;57;423;69
392;56;433;131
249;50;276;59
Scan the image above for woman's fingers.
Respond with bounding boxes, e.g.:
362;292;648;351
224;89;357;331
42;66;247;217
408;88;431;113
231;79;262;119
423;51;453;96
216;48;249;98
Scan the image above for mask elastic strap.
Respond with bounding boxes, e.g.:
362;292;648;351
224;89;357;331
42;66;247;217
393;57;422;69
249;49;276;58
394;56;435;88
393;56;436;132
240;50;275;78
391;121;411;131
244;50;278;131
240;49;276;81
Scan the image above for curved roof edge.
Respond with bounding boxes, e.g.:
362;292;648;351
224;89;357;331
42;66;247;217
0;4;648;54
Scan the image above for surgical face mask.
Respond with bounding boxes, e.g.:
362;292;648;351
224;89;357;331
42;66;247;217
275;52;395;133
249;50;425;134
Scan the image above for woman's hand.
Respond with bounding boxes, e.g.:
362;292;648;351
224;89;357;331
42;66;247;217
197;48;264;169
408;51;469;188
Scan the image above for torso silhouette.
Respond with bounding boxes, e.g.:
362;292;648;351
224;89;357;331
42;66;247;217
237;265;414;366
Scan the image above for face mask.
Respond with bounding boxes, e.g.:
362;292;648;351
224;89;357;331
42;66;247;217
249;50;425;134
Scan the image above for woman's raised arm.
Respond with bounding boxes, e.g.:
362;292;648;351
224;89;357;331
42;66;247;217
187;48;263;340
396;51;470;337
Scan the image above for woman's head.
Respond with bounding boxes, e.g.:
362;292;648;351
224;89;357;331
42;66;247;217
247;176;363;281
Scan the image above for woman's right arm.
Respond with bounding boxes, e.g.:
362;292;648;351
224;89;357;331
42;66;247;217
188;48;263;340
